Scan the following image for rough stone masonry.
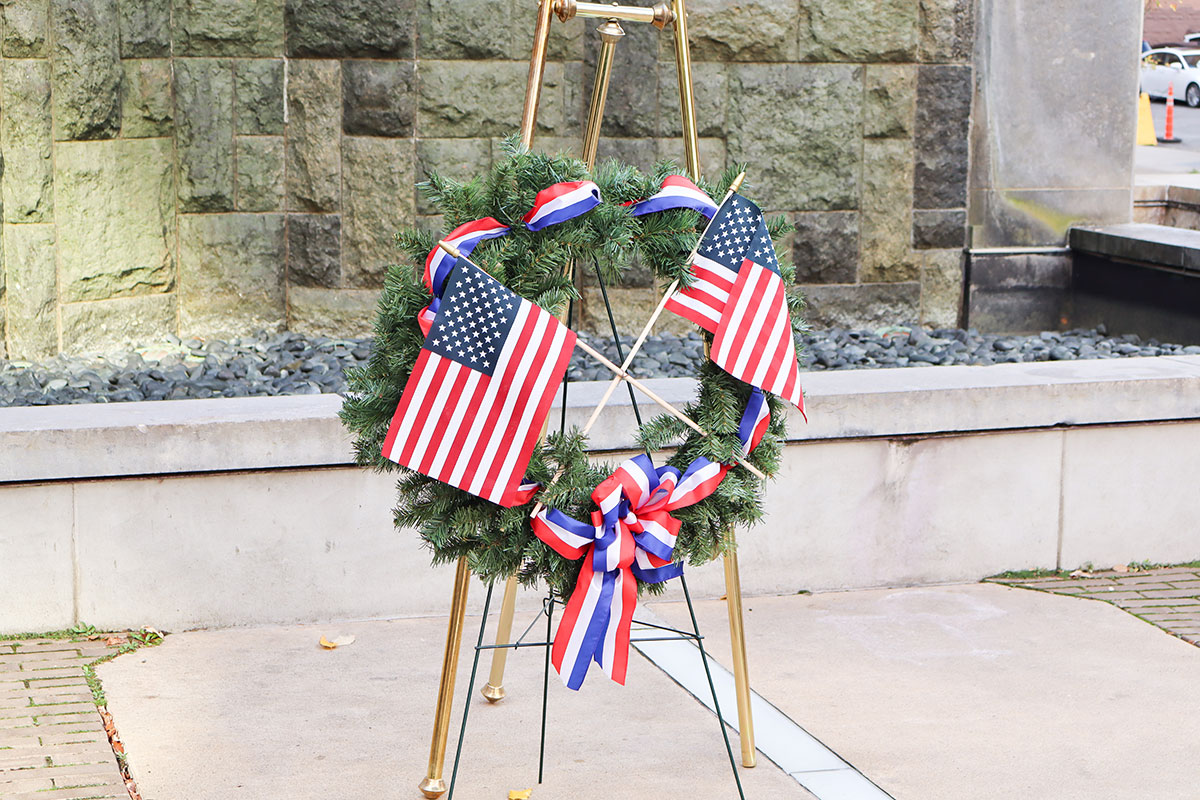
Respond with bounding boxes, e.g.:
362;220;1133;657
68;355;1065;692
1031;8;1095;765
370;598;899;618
0;0;974;360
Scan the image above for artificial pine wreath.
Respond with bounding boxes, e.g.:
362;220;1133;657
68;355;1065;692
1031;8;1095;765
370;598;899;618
339;137;805;600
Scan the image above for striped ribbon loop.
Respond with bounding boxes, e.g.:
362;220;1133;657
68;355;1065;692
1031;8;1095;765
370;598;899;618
627;175;718;219
523;180;602;231
418;181;603;334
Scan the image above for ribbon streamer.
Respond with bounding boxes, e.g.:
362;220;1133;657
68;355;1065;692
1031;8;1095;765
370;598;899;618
533;388;770;689
628;175;717;219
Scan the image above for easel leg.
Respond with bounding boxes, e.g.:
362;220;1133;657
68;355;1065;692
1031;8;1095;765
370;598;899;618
481;575;519;702
681;573;747;800
446;581;495;800
724;545;757;767
419;557;472;799
476;0;556;709
670;0;701;178
538;594;555;784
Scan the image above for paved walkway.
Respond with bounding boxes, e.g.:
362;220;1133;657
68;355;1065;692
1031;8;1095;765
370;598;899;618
992;566;1200;645
90;578;1200;800
0;637;129;800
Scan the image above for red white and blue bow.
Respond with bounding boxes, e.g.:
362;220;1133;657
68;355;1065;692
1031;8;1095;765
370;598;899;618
628;175;717;219
533;387;771;689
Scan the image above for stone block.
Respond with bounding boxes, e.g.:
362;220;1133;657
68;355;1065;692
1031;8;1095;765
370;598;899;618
802;282;920;329
1061;424;1200;568
4;223;57;359
287;214;341;288
419;0;543;60
914;65;971;210
50;0;123;140
919;248;963;328
179;214;287;335
55;138;176;303
913;209;965;249
579;286;692;337
120;59;173;138
174;0;285;56
799;0;920;62
687;0;799;61
415;138;492;215
728;63;862;211
342;136;414;288
3;0;47;57
860;139;917;282
342;60;415;137
2;59;53;223
656;59;728;139
920;0;974;63
175;58;235;212
582;21;660;138
118;0;170;57
286;59;341;212
793;211;858;284
0;484;75;632
288;287;379;337
864;65;916;139
655;137;727;182
965;252;1069;333
285;0;415;58
971;188;1131;249
60;294;177;353
419;60;565;138
236;136;285;211
235;59;285;135
595;138;658;172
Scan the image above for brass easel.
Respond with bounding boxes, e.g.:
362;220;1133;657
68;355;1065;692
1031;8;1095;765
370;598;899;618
419;3;756;795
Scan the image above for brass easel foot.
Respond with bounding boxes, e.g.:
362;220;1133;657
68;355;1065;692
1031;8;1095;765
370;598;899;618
481;575;520;703
418;777;447;799
724;546;757;768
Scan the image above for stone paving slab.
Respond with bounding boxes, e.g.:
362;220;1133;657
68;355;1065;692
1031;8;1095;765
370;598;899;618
98;615;812;800
0;637;127;800
993;566;1200;645
648;583;1200;800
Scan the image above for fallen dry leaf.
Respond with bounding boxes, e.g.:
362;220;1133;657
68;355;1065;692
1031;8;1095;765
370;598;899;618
104;635;126;647
1112;564;1129;573
319;634;356;649
509;790;533;799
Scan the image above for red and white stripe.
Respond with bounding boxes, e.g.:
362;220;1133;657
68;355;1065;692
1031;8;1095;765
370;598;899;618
628;175;718;218
711;259;804;411
381;301;575;507
662;252;737;334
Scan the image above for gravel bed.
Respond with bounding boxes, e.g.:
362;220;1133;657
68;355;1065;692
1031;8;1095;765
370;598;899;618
1;326;1198;408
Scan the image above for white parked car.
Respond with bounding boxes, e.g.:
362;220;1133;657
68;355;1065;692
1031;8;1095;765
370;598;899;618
1140;48;1200;107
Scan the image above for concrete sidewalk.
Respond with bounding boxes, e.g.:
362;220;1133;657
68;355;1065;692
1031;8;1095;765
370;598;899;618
96;582;1200;800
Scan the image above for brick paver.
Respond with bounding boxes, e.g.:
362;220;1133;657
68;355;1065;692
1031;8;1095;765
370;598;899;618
993;567;1200;646
0;637;129;800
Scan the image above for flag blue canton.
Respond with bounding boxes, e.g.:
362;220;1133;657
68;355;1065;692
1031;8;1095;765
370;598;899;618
425;258;520;377
697;193;780;275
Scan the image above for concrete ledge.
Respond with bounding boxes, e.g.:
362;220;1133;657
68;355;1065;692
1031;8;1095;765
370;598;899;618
5;357;1200;483
3;358;1200;632
1070;222;1200;272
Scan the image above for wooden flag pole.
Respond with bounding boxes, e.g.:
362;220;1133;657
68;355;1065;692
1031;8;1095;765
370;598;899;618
579;170;746;435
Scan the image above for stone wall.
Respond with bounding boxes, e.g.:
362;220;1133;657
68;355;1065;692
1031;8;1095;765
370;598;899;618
0;0;974;359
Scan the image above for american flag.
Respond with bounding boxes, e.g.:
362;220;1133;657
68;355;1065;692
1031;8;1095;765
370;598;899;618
666;192;804;411
382;258;576;507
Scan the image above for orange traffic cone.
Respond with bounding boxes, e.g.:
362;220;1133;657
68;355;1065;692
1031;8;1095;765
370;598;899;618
1160;84;1182;143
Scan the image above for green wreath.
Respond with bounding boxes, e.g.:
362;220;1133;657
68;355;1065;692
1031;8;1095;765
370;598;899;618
340;137;805;599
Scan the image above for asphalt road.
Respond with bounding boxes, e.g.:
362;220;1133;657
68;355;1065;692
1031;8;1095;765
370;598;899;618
1148;97;1200;149
1137;98;1200;175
